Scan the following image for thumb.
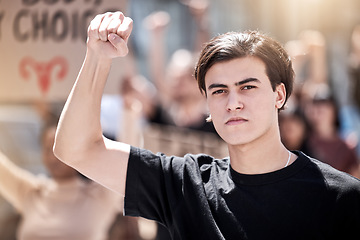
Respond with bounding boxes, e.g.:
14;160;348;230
108;33;129;56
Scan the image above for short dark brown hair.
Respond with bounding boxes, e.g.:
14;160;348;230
194;30;294;110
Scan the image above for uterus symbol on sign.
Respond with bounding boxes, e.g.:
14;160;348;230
19;57;68;95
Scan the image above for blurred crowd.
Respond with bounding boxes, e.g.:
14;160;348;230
280;27;360;178
1;0;360;239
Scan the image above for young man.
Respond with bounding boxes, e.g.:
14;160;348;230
54;12;360;239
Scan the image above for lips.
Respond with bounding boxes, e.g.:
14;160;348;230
225;117;248;125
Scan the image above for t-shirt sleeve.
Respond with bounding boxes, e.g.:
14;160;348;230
124;146;185;224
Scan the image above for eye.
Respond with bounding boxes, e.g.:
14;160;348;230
242;85;256;90
212;89;226;95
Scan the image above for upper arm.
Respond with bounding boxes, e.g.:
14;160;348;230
59;137;131;196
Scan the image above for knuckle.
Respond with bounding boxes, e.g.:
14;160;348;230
98;28;107;37
104;12;113;17
88;26;97;35
127;17;134;26
118;12;125;22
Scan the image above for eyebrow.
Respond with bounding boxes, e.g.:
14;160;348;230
207;78;260;90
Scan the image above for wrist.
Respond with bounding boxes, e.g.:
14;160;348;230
85;48;112;66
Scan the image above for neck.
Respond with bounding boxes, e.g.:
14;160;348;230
228;127;292;174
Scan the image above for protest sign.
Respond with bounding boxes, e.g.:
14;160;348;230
0;0;127;102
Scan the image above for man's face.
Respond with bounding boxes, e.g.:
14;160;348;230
204;56;286;146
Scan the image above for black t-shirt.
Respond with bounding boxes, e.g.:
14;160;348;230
124;147;360;240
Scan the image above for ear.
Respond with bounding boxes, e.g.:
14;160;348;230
275;83;287;109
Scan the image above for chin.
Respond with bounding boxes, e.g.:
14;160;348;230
221;128;263;146
218;134;248;146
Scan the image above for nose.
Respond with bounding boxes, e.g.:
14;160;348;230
226;92;243;111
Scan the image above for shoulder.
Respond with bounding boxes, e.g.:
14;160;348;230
129;146;228;178
130;146;221;165
301;152;360;195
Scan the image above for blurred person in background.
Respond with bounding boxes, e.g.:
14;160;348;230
285;30;328;110
344;24;360;156
279;108;312;156
144;0;215;133
101;73;157;143
285;29;360;177
349;24;360;111
0;113;132;240
305;90;360;177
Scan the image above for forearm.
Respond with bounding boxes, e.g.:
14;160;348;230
0;151;37;211
310;49;328;84
118;105;143;147
54;50;112;163
145;11;170;102
149;31;167;92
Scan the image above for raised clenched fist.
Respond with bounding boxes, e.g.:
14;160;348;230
87;12;133;59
